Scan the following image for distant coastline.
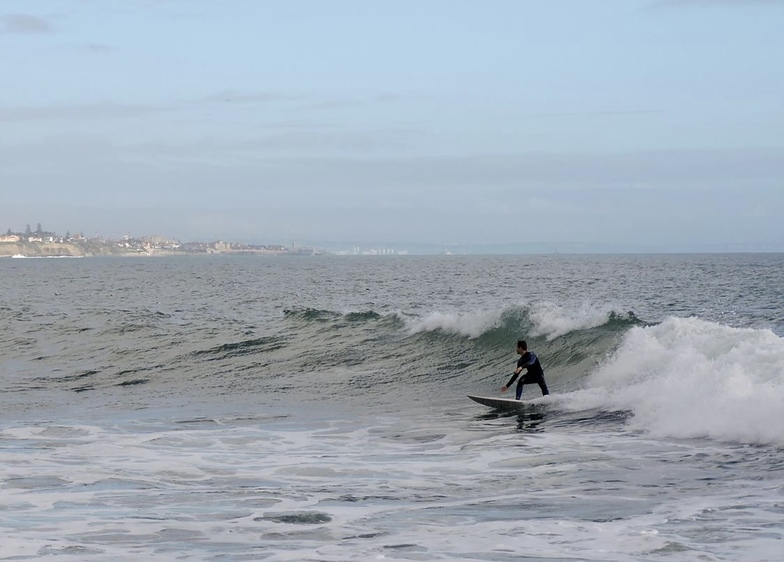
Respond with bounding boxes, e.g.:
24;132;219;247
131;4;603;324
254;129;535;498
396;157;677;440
0;225;410;257
0;231;318;258
0;241;315;258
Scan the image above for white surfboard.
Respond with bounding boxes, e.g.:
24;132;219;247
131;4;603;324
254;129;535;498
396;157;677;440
467;394;530;410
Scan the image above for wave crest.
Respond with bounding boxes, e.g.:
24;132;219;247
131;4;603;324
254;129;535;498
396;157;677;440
403;304;636;341
405;310;504;339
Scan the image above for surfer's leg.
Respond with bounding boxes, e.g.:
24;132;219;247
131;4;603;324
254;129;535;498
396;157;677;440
538;377;549;396
515;380;524;400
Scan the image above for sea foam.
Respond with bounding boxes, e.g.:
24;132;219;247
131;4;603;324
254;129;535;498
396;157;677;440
526;301;621;340
405;310;503;339
404;302;619;340
566;316;784;445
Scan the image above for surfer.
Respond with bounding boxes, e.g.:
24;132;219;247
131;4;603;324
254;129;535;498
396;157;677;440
501;340;549;399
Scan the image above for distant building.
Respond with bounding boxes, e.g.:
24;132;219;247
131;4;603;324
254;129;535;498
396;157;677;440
0;234;20;243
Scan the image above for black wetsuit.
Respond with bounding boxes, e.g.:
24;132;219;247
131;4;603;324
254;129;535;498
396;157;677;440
506;351;549;399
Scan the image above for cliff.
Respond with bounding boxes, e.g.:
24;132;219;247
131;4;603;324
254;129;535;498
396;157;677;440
0;241;143;258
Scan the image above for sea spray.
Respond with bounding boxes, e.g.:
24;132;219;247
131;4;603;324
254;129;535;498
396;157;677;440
565;317;784;445
527;301;634;340
405;310;504;339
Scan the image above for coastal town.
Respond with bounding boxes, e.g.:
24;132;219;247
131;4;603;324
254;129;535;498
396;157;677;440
0;223;317;258
0;224;412;258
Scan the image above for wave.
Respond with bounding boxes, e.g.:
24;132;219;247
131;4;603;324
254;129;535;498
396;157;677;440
283;308;340;322
279;304;639;380
283;308;389;324
398;304;640;382
561;317;784;446
191;336;288;360
404;310;503;339
397;306;784;446
36;301;780;448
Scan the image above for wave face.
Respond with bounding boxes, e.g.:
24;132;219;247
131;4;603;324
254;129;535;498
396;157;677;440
393;304;640;385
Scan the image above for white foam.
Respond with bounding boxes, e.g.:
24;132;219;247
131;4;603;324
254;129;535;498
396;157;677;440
0;408;779;561
405;310;503;339
403;302;618;340
565;317;784;445
527;301;618;340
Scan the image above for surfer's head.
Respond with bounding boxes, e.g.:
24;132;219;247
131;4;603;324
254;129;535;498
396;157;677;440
517;340;527;352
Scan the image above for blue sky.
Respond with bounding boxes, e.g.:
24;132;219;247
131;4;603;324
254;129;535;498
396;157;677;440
1;0;782;251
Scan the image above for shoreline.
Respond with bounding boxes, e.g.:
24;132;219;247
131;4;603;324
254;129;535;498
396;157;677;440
0;243;298;258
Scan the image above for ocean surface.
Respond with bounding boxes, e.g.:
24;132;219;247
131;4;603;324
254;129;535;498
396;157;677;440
1;253;782;561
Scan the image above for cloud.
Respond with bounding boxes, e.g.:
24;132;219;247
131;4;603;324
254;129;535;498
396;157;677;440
193;90;307;105
129;132;411;160
161;146;781;189
0;102;169;122
0;13;54;34
0;90;301;123
192;90;410;113
5;134;782;192
296;92;415;112
75;42;119;54
647;0;784;8
511;109;662;121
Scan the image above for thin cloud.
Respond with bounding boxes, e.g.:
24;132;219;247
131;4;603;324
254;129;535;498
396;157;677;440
190;90;412;114
0;13;54;34
298;93;411;112
10;135;779;187
506;109;662;122
75;42;119;54
194;90;307;105
0;91;381;123
120;128;419;165
647;0;784;8
0;102;169;122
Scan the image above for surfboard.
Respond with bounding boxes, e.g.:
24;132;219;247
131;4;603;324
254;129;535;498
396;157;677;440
467;394;529;410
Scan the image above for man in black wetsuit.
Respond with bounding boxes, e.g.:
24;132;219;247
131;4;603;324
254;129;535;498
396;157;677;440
501;340;549;399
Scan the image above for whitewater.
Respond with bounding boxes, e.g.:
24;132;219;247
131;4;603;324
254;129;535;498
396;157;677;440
1;253;782;561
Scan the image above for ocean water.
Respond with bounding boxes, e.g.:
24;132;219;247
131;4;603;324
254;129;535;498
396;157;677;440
1;254;782;561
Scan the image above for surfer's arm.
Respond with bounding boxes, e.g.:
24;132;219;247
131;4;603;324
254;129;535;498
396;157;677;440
517;353;537;369
505;370;521;388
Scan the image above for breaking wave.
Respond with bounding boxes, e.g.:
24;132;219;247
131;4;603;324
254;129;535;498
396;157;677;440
561;317;784;445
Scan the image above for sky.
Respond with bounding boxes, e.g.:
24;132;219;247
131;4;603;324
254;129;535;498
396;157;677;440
1;0;783;252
